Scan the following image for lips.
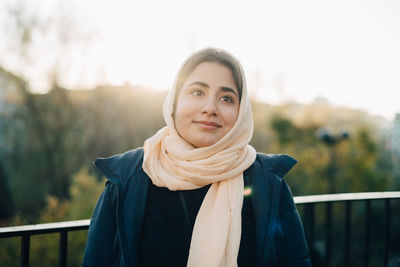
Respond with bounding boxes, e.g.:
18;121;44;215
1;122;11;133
194;120;222;128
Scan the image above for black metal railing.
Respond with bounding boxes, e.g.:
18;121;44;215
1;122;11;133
0;219;90;267
1;192;399;267
296;192;400;267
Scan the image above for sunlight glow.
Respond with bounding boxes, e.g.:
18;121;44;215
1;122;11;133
1;0;399;120
244;187;252;197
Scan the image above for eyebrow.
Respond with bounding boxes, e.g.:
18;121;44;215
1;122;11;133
221;86;239;97
187;81;239;97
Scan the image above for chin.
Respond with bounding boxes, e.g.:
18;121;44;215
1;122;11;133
192;138;218;148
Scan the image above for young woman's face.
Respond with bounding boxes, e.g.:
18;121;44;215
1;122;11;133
174;62;240;148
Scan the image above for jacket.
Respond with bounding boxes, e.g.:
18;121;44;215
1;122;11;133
82;148;311;267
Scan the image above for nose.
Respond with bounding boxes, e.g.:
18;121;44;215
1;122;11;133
201;95;218;116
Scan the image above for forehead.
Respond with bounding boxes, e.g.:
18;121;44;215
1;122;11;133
183;62;237;90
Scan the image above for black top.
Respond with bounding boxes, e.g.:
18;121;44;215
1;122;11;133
138;175;256;267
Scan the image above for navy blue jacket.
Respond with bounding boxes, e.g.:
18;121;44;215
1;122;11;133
82;148;311;267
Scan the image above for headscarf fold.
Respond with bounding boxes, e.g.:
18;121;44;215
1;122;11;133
143;49;256;267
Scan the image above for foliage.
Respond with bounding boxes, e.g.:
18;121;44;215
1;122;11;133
1;82;165;220
267;112;393;195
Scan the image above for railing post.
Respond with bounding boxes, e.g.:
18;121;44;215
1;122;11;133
383;199;391;267
21;234;30;267
345;201;351;267
304;203;315;260
325;202;332;267
59;230;68;267
364;199;371;267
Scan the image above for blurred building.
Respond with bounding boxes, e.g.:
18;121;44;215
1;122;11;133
393;113;400;156
392;113;400;189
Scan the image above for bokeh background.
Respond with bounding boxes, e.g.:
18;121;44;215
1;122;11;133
0;0;399;266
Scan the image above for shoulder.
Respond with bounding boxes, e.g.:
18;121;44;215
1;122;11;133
248;152;298;178
93;148;144;185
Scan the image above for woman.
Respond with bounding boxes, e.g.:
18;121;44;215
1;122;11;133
82;48;310;267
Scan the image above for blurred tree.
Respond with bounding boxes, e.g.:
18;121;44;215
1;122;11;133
270;114;294;147
339;128;390;192
267;109;392;195
0;0;96;220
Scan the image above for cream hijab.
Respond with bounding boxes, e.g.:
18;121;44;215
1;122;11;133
143;49;256;267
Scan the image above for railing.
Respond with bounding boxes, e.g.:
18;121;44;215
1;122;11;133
0;219;90;267
1;192;399;267
296;192;400;267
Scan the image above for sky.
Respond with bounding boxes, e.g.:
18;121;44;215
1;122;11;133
1;0;400;121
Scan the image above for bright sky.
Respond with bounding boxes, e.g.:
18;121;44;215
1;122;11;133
1;0;400;120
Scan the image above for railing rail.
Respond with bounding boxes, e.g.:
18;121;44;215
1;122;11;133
1;192;400;267
294;191;400;203
0;219;90;238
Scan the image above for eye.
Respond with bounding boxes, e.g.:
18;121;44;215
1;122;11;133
191;89;203;96
220;95;234;103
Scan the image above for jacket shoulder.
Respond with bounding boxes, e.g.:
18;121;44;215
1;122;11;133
93;148;144;185
252;153;297;178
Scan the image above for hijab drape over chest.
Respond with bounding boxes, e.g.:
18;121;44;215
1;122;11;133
142;49;256;267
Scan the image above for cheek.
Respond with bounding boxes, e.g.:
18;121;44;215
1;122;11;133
175;102;190;121
222;105;239;128
174;98;195;129
175;95;200;116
